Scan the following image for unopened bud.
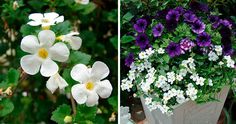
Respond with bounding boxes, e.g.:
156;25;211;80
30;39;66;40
108;112;116;122
4;87;12;96
64;115;72;123
13;1;19;10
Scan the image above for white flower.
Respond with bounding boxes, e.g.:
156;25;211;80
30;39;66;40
145;48;155;56
196;77;205;86
27;12;64;27
141;82;151;93
208;79;213;86
145;97;152;105
20;30;69;77
208;51;219;61
186;87;198;101
71;61;112;106
215;45;222;56
46;73;68;93
57;32;82;50
161;83;170;92
224;56;231;61
157;48;165;54
139;52;147;59
181;60;188;68
190;73;199;81
219;61;224;66
179;69;187;77
227;60;235;68
167;72;175;83
188;57;194;63
75;0;89;4
176;74;183;81
120;106;133;124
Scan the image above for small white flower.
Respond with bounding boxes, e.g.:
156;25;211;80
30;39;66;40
120;106;133;124
157;48;165;54
145;97;152;105
224;56;231;61
141;82;151;93
46;73;68;93
196;77;205;86
145;48;155;56
57;32;82;50
188;57;194;63
190;73;199;81
139;52;147;59
227;60;235;68
218;61;224;66
75;0;89;4
176;74;183;81
167;72;175;84
208;51;219;61
208;79;213;86
181;60;188;68
71;61;112;106
27;12;64;27
20;30;69;77
161;83;170;92
179;69;187;77
215;45;222;56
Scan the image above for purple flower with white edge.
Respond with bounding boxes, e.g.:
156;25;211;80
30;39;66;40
166;42;181;57
196;32;211;47
183;11;197;23
152;23;164;37
125;53;134;67
133;19;147;33
135;33;149;50
166;9;180;22
180;38;195;52
191;20;205;34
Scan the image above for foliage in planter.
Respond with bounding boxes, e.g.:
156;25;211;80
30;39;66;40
121;0;236;115
0;0;118;123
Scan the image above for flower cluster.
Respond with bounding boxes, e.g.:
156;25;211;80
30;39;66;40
122;4;236;115
20;12;112;106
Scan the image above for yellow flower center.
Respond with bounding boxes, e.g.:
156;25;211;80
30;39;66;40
41;18;50;23
38;48;48;59
86;82;94;90
56;36;64;41
42;26;50;30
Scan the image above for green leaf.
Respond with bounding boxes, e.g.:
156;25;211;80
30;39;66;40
51;104;71;124
121;35;135;43
20;24;39;36
110;35;118;49
51;21;72;35
0;99;14;117
7;68;20;86
122;12;134;24
108;96;118;112
78;3;97;15
68;51;91;65
75;105;97;122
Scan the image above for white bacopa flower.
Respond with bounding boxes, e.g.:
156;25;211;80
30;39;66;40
214;45;222;56
179;69;187;77
188;57;194;63
46;73;68;93
157;48;165;54
219;61;224;66
176;74;183;81
196;77;205;86
208;51;219;61
71;61;112;106
190;73;199;81
57;32;82;50
167;72;175;84
145;97;152;105
208;79;213;86
138;51;147;59
145;48;155;56
20;30;69;77
27;12;64;27
75;0;89;4
120;106;133;124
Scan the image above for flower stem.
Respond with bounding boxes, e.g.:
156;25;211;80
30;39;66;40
70;93;76;115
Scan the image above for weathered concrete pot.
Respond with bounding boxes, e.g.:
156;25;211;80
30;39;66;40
141;87;229;124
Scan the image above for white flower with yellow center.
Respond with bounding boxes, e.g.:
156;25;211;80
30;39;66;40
20;30;69;77
46;73;68;93
57;32;82;50
71;61;112;106
75;0;89;4
27;12;64;27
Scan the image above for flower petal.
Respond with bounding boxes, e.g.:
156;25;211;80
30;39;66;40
40;59;58;77
44;12;59;20
91;61;109;81
38;30;55;47
46;75;59;93
75;0;89;4
86;92;99;107
71;64;90;83
55;16;64;23
27;21;41;26
71;84;87;104
20;55;41;75
29;13;43;21
49;42;70;62
69;36;82;50
57;74;68;89
21;35;40;53
96;80;113;98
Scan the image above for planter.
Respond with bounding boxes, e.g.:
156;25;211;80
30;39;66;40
141;87;230;124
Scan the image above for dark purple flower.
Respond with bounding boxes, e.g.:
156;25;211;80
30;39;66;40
209;15;219;23
166;42;181;57
196;32;211;47
223;45;234;56
175;6;184;14
156;9;170;19
220;19;232;29
180;38;195;52
152;23;164;37
133;19;147;33
183;11;198;23
191;20;205;34
166;9;180;22
125;53;134;67
219;26;232;38
190;1;209;12
166;20;178;31
135;33;149;49
212;21;220;29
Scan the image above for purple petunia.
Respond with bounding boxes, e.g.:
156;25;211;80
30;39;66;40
209;15;219;23
152;23;164;37
166;9;180;22
190;1;209;12
196;32;211;47
135;33;149;50
191;20;205;34
175;6;184;14
133;19;147;33
220;19;232;29
180;38;195;52
125;53;134;67
166;42;181;57
183;11;197;23
223;45;234;56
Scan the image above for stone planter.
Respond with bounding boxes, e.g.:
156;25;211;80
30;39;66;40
141;87;230;124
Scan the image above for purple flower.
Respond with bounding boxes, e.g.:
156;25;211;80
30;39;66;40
180;38;195;52
183;11;198;23
219;26;232;38
209;15;219;23
223;45;234;56
125;53;134;67
220;19;232;29
135;33;149;49
166;42;181;57
133;19;147;33
156;9;170;19
196;32;211;47
166;9;180;22
191;20;205;34
190;1;209;12
175;6;184;14
212;21;220;29
152;23;164;37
